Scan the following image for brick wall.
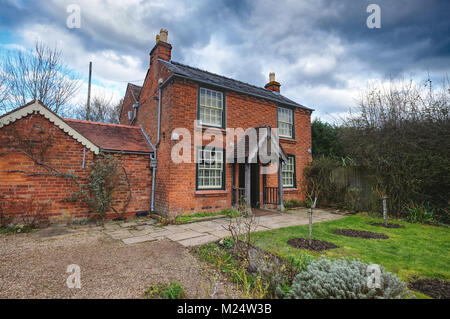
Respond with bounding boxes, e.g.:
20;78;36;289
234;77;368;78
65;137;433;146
158;78;312;218
135;71;311;219
0;113;151;222
119;86;136;125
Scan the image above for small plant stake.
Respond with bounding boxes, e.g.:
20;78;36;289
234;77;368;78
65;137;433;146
382;195;388;226
309;197;317;245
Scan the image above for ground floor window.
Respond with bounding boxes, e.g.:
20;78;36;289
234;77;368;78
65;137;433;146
196;147;225;190
282;155;296;188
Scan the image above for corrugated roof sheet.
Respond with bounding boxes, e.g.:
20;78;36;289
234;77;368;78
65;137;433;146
64;119;152;153
159;60;312;111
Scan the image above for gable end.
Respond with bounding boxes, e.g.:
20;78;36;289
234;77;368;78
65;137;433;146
0;101;100;154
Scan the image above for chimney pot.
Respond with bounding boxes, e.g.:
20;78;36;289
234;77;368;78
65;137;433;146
265;72;281;93
150;28;172;64
159;29;168;42
269;72;275;82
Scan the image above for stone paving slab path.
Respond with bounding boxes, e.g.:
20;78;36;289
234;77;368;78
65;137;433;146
102;208;347;247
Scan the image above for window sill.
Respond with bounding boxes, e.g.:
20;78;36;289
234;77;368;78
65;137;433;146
195;125;226;133
195;190;229;197
280;138;296;144
283;188;298;192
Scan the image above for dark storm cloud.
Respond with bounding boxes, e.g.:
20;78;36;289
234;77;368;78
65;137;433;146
0;0;448;119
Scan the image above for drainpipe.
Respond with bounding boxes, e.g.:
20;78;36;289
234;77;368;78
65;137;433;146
150;87;162;212
142;76;172;213
140;125;157;213
140;85;163;213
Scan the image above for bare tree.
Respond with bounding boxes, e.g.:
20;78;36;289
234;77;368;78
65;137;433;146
0;41;81;115
0;76;7;107
305;180;319;245
74;95;122;123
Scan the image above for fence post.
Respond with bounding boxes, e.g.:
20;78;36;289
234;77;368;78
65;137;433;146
382;195;388;226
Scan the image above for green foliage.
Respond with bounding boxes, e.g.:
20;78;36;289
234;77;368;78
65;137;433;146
311;119;343;158
284;198;305;209
0;198;47;234
404;203;446;225
0;224;34;234
285;253;313;273
193;243;271;298
339;79;450;219
285;257;411;299
144;282;186;299
175;209;239;224
221;237;234;249
68;155;122;219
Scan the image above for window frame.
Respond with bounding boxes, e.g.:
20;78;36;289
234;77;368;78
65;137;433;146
277;106;295;139
197;86;226;129
282;154;296;188
195;146;226;191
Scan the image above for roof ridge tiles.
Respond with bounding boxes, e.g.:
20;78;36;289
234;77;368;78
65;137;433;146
64;118;140;129
168;60;274;93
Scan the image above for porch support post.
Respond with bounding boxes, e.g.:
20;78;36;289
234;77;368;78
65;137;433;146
278;161;285;211
231;162;236;207
245;162;251;209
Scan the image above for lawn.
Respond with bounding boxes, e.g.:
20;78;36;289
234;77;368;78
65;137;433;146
251;214;450;282
175;209;238;224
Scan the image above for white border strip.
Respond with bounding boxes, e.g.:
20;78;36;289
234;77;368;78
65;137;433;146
0;101;100;154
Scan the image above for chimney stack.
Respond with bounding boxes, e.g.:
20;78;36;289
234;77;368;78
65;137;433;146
150;28;172;65
264;72;280;92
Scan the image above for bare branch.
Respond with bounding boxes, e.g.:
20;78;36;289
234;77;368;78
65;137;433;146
0;41;81;115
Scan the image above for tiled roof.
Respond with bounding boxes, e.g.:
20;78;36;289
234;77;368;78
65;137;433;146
159;60;313;111
64;119;152;153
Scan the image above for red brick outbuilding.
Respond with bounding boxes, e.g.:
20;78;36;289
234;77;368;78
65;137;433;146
0;100;153;222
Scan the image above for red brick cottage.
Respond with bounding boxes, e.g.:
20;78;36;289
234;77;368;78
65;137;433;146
0;100;153;222
0;29;313;222
119;29;313;220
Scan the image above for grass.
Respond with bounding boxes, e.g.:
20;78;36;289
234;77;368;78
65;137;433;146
144;282;186;299
175;209;238;224
251;214;450;282
0;225;35;234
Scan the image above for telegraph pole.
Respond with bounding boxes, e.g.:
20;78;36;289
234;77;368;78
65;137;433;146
86;61;92;121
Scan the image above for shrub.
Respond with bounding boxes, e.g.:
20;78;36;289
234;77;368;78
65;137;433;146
284;199;303;209
404;203;445;225
0;199;49;233
285;257;411;299
67;155;130;220
221;237;234;249
339;78;450;218
145;282;186;299
285;253;313;273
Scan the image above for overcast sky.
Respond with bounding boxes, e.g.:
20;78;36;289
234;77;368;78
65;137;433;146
1;0;449;121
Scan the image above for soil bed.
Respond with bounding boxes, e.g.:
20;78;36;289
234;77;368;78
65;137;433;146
287;238;338;251
369;222;404;228
408;278;450;299
333;229;389;239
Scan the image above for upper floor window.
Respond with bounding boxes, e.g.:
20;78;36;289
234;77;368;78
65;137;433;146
278;107;294;138
199;87;224;128
197;147;225;190
282;155;296;188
